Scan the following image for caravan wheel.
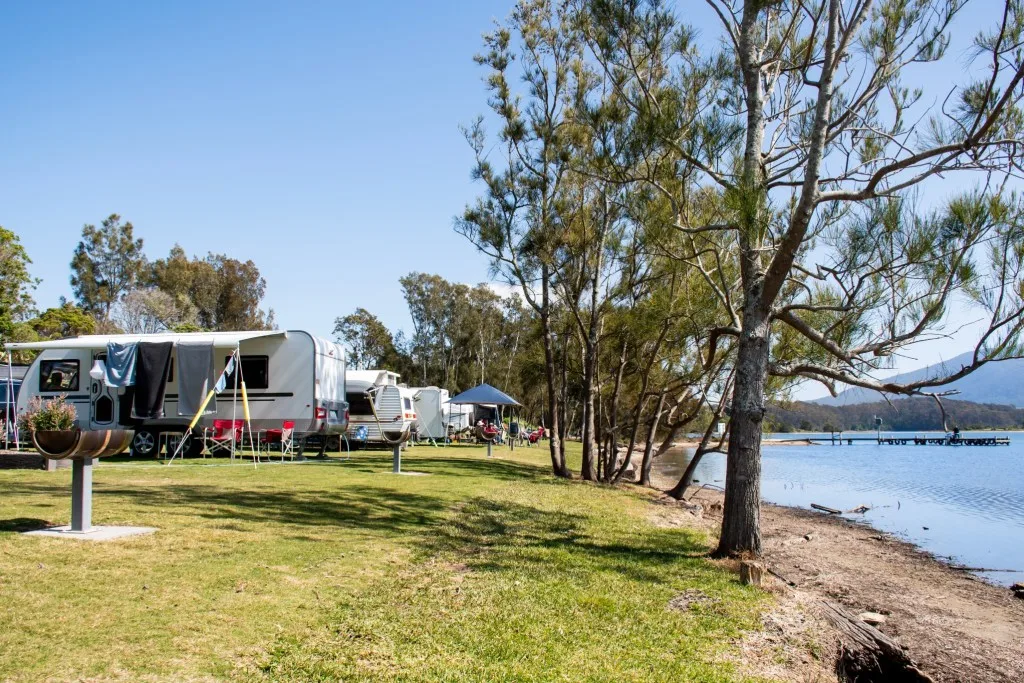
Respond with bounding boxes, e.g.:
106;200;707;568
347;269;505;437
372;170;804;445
182;433;205;458
132;429;158;457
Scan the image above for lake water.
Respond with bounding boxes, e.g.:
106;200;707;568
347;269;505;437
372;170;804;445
653;431;1024;586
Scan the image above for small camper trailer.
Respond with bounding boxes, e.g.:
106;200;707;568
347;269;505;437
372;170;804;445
8;330;348;457
412;386;448;440
345;370;415;446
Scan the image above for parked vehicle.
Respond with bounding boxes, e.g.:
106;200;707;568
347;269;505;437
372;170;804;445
2;364;27;444
345;370;414;446
7;330;348;457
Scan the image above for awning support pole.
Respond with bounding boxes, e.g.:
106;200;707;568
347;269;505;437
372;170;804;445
230;345;239;461
5;350;16;451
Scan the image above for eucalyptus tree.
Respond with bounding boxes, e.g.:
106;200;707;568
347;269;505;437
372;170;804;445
458;0;590;478
0;226;38;342
585;0;1024;555
333;308;397;370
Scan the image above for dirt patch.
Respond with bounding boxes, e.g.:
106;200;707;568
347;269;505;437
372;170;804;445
667;588;720;612
647;484;1024;682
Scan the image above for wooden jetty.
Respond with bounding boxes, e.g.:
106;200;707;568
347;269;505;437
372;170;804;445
822;433;1010;446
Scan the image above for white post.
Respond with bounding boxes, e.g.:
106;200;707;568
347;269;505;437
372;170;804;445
230;346;239;461
5;351;16;452
392;443;401;473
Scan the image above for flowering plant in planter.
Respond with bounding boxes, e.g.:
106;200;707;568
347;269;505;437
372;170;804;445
18;395;78;433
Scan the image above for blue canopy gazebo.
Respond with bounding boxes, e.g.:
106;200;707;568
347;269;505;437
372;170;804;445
449;383;521;456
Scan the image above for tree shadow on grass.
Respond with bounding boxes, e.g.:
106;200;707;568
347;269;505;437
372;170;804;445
419;497;711;585
0;517;52;532
0;479;451;538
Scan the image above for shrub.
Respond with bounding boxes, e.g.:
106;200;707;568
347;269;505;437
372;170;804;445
18;395;77;432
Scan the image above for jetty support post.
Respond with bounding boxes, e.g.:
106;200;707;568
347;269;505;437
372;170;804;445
70;457;94;532
392;444;401;474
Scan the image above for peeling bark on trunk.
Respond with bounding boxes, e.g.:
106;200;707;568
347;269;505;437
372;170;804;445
716;313;769;557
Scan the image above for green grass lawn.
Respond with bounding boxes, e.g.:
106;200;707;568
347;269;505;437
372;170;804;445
0;443;768;681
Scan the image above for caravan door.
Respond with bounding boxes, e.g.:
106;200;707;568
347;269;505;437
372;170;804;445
89;351;118;430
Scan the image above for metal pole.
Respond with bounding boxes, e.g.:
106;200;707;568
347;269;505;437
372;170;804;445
487;441;492;458
230;346;239;461
392;443;401;473
5;350;16;451
71;457;93;532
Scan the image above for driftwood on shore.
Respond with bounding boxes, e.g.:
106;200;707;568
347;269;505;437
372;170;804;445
820;600;933;682
811;503;842;514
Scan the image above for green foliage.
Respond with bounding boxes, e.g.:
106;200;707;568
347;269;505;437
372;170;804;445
29;301;97;339
69;214;146;319
0;226;38;340
333;307;397;370
149;245;274;331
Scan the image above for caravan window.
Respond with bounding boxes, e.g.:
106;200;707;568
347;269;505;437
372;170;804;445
39;360;80;392
223;355;269;390
346;392;374;415
403;397;412;410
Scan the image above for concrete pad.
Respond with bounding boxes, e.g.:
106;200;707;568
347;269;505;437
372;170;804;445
23;526;157;541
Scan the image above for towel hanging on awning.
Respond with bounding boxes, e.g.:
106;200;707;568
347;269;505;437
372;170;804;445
133;342;173;419
104;342;137;388
214;354;236;394
176;342;217;417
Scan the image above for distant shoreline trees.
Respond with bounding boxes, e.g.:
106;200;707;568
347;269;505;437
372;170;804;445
0;218;276;360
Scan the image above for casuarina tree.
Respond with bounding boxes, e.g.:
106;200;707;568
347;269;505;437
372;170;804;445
583;0;1024;555
70;214;146;320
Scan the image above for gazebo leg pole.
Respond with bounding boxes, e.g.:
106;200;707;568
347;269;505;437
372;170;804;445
393;444;401;473
70;458;94;532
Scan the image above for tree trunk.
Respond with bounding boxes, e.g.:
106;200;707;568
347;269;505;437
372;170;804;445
541;267;570;478
581;339;598;481
716;313;769;557
639;389;667;486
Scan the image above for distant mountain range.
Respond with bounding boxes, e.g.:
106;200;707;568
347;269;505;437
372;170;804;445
768;397;1024;432
810;351;1024;408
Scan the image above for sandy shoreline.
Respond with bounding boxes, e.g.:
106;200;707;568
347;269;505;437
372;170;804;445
645;468;1024;681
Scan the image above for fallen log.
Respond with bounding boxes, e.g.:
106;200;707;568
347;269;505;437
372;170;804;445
811;503;842;514
820;600;933;682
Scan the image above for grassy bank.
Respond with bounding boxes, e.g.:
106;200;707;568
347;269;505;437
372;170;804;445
0;444;767;681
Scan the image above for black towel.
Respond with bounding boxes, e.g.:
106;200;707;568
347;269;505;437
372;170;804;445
133;342;174;419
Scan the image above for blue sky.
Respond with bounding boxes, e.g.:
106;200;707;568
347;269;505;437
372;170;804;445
0;1;1008;399
1;0;513;338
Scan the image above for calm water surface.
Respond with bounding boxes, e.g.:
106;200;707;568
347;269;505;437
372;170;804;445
654;431;1024;586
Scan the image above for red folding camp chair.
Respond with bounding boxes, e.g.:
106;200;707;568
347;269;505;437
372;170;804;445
260;420;296;461
205;419;243;457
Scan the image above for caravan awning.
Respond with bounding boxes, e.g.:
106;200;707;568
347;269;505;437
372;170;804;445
4;330;287;351
449;383;521;406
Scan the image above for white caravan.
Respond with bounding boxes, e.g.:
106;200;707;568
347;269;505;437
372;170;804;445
8;330;348;457
345;369;414;446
